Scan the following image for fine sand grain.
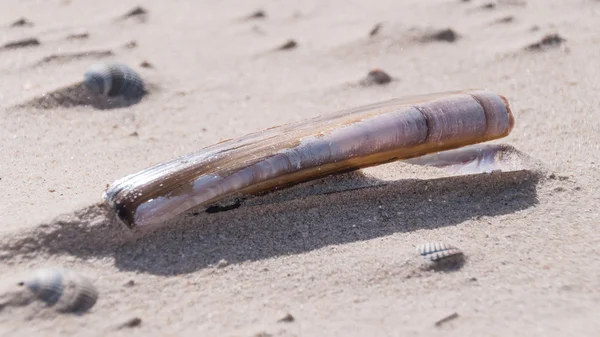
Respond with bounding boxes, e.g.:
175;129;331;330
1;0;599;336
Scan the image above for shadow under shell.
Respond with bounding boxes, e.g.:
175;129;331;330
15;82;145;110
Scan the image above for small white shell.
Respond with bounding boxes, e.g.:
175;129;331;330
83;62;145;99
19;268;98;313
416;242;463;262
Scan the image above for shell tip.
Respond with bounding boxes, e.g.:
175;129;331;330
499;94;515;134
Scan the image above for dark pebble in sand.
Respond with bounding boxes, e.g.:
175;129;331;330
277;39;297;50
427;28;459;42
246;9;266;19
124;280;135;287
123;6;148;18
277;313;295;323
10;18;33;27
369;23;382;37
2;37;40;50
140;60;153;68
434;312;459;327
526;33;566;51
481;2;496;9
361;69;392;86
117;317;142;329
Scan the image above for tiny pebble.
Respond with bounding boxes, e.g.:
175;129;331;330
428;28;458;42
216;259;229;268
369;23;382;37
11;18;33;27
277;39;297;50
246;10;266;19
123;6;147;18
434;312;459;327
117;317;142;329
526;33;566;51
360;69;392;86
278;313;295;323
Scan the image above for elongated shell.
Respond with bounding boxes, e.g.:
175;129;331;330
416;242;463;262
83;62;145;99
19;268;98;313
104;89;515;229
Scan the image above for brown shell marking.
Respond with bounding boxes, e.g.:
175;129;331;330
104;89;515;229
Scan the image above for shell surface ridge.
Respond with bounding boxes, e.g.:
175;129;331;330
83;62;144;99
59;272;98;313
416;242;463;262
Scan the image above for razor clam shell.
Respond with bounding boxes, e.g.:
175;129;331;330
20;268;98;313
104;89;515;229
416;242;463;262
83;62;145;99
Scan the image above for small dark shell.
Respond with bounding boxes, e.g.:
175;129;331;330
20;268;98;313
83;62;145;99
416;242;463;262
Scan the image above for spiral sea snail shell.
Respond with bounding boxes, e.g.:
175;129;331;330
83;62;145;99
18;267;98;313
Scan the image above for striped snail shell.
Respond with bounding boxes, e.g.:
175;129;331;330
19;267;98;313
83;62;145;99
416;242;464;262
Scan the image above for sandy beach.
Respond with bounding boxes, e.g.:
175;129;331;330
1;0;599;336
